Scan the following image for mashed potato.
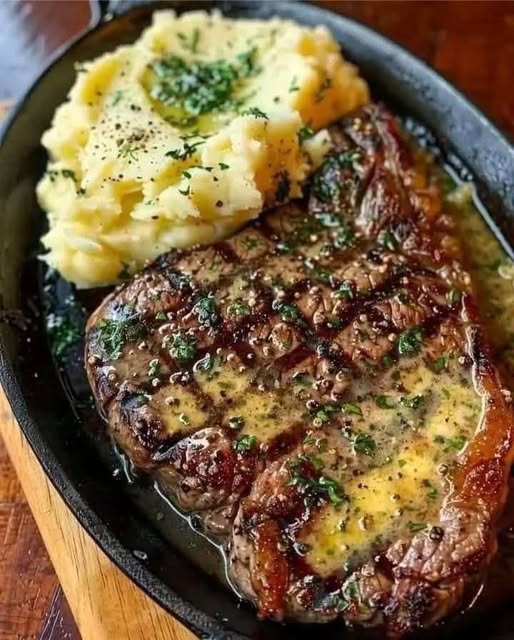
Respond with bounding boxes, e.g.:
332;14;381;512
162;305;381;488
37;10;369;287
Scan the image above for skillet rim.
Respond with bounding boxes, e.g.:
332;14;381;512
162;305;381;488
0;2;513;639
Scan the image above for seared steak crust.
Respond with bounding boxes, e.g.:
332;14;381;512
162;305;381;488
85;105;514;636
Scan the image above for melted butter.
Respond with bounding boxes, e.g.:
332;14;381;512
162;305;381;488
232;390;304;442
302;362;480;576
446;180;514;385
195;361;250;403
150;384;208;435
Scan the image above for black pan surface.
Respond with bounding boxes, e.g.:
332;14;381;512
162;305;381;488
0;2;513;639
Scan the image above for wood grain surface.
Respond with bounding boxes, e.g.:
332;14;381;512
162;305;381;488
0;2;512;639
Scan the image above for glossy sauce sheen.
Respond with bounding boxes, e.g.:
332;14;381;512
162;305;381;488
46;107;514;636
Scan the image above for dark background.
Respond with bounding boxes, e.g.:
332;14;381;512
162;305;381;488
0;2;512;639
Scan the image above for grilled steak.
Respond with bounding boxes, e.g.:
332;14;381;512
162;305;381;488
85;104;514;636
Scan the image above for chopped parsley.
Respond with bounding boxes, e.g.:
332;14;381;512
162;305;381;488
169;332;197;363
292;372;312;386
288;76;300;92
47;315;81;362
407;521;428;533
315;76;332;102
352;432;376;456
97;313;145;360
397;326;423;356
331;579;360;612
447;288;462;304
400;394;425;409
334;223;355;249
233;434;258;453
274;302;303;325
241;106;268;120
195;352;220;379
228;416;245;430
177;28;200;54
117;142;141;161
297;124;315;143
148;359;161;378
446;436;467;451
193;295;219;328
426;485;438;501
228;300;251;316
341;402;362;417
316;212;343;228
334;281;355;300
155;311;167;321
376;395;395;409
151;49;259;127
288;457;346;506
433;355;448;372
312;150;360;202
312;403;340;424
165;140;204;161
110;90;125;106
381;229;398;251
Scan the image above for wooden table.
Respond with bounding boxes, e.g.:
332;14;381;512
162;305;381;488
0;2;513;639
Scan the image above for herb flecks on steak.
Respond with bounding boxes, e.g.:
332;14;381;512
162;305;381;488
85;104;514;637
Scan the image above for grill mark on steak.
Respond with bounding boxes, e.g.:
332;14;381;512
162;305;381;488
85;104;514;637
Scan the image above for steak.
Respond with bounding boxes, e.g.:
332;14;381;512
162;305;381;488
85;104;514;636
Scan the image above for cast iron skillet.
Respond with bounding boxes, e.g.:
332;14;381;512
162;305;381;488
0;1;513;639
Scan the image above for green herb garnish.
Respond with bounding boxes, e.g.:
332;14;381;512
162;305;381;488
352;432;376;456
166;140;204;161
178;28;200;54
169;332;197;363
376;395;395;409
446;436;467;451
288;76;300;92
110;90;125;106
433;355;448;372
381;230;398;251
97;313;145;360
400;395;425;409
341;402;362;417
298;124;315;143
397;326;423;356
47;316;81;362
228;300;251;316
233;434;258;453
334;281;355;300
193;295;219;328
228;416;245;430
151;49;258;126
241;106;268;120
447;289;462;304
